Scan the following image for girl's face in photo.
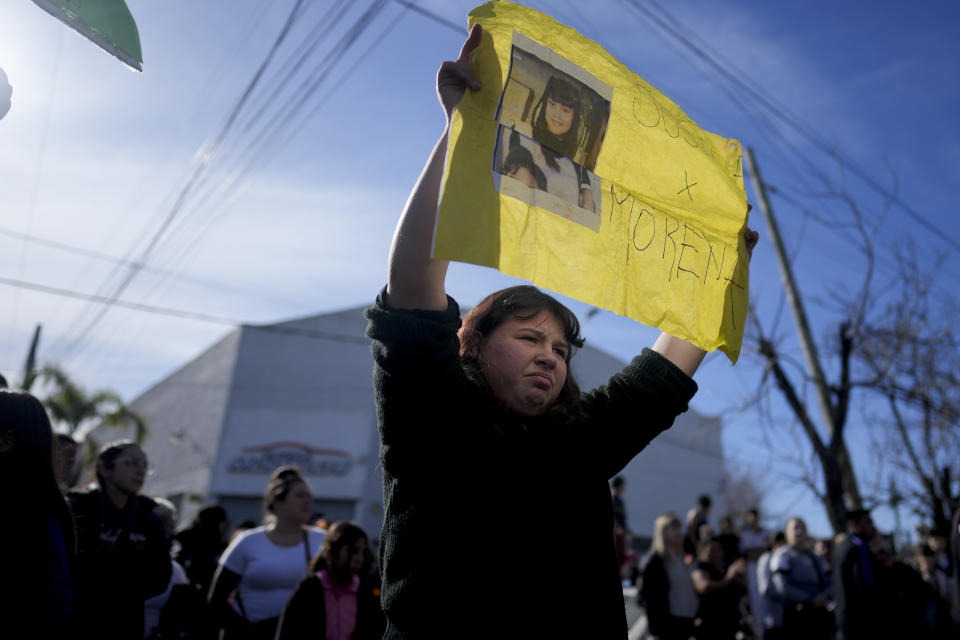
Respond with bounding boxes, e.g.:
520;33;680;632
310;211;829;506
545;96;575;137
475;310;569;416
508;165;537;189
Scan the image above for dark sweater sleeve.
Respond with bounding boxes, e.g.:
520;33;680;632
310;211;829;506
364;287;462;377
276;575;325;640
364;288;472;477
577;348;698;479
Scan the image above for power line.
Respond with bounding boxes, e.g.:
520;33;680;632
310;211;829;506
55;1;395;373
123;0;393;307
53;0;309;359
0;274;370;345
55;0;458;370
390;0;462;34
0;225;312;308
619;0;959;254
7;29;65;366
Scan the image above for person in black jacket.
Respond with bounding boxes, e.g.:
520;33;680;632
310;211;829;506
640;512;699;640
276;521;384;640
69;440;171;640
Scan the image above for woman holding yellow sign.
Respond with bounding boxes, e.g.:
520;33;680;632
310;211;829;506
365;24;757;638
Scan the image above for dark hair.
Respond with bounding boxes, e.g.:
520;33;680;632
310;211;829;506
697;494;712;509
308;521;369;573
531;75;582;170
502;145;547;190
746;507;759;518
0;390;77;569
612;476;625;489
95;439;141;490
769;531;786;547
0;372;7;388
459;286;585;418
195;504;227;528
697;537;721;557
844;508;871;523
263;465;307;515
55;433;78;447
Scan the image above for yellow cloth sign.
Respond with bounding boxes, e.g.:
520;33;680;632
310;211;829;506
434;1;749;362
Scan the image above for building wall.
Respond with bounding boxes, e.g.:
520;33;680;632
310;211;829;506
207;308;384;539
111;329;243;524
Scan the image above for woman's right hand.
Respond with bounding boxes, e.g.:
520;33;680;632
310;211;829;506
437;24;482;121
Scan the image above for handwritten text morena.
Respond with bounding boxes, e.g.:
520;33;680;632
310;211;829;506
608;184;748;330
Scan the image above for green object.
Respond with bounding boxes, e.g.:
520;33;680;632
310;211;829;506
32;0;143;71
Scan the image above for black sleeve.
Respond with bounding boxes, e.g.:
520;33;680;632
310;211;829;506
276;575;325;640
577;348;698;478
365;288;474;477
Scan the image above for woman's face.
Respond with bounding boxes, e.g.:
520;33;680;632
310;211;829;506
273;480;313;525
545;96;575;137
665;522;684;549
475;310;569;417
102;446;147;495
700;540;723;567
785;518;808;548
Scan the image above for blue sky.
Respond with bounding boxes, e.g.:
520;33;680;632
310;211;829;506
1;0;958;537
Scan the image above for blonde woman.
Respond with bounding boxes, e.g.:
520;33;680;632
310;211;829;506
640;512;699;640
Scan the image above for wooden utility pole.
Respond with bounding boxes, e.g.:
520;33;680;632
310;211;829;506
743;147;863;529
744;148;834;431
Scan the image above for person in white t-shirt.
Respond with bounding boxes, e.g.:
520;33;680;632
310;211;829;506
208;465;325;640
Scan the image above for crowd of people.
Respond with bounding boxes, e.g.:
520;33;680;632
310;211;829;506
1;386;385;640
627;489;960;640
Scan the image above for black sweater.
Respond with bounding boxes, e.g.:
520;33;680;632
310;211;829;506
365;291;697;639
68;489;171;640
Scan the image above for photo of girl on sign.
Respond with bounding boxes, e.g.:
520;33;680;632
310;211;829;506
493;35;612;231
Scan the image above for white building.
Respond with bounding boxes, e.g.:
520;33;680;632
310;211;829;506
114;304;728;545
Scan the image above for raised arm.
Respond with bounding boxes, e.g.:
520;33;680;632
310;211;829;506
652;227;759;376
385;25;483;311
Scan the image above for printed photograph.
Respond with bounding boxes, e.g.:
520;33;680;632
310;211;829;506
492;33;612;231
493;125;602;230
